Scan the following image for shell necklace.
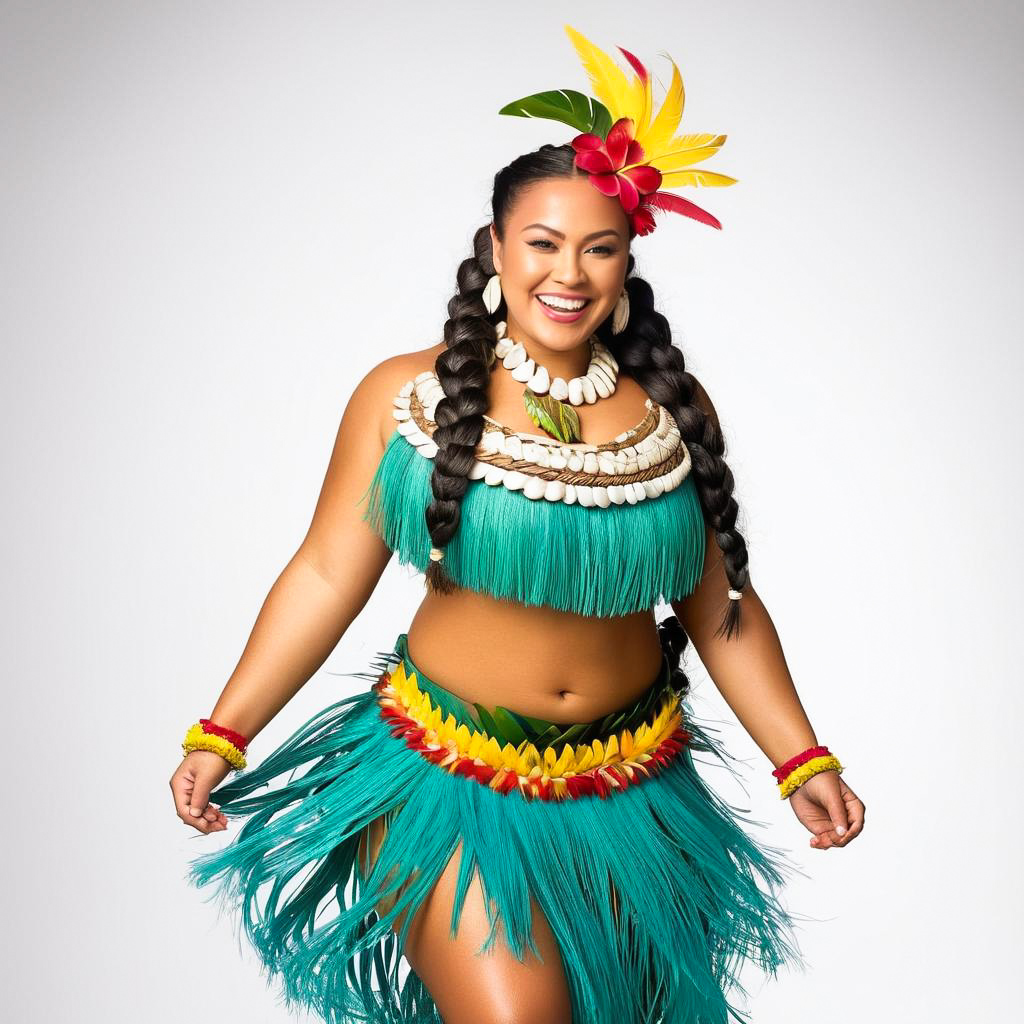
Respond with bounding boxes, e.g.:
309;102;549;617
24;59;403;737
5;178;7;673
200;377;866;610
491;320;619;444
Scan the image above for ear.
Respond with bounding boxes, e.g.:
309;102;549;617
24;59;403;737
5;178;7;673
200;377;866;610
489;222;503;275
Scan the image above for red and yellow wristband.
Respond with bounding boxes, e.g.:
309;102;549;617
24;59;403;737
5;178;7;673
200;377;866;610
772;744;843;799
182;718;250;772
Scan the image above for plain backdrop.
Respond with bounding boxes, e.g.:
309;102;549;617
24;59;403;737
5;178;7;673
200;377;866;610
2;1;1021;1020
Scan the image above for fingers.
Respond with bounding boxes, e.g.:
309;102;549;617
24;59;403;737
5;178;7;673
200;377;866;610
811;786;866;851
169;762;229;834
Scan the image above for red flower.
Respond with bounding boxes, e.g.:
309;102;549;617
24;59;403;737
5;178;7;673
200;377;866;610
571;117;662;215
571;116;723;237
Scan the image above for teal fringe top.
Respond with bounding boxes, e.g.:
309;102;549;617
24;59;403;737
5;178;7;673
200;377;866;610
358;425;707;619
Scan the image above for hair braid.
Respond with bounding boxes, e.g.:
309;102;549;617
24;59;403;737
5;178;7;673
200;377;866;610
423;224;497;594
607;263;750;639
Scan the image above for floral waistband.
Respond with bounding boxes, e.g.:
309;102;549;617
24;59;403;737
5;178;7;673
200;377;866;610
373;655;691;802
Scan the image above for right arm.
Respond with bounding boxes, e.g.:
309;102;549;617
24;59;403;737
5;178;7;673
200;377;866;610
170;357;407;832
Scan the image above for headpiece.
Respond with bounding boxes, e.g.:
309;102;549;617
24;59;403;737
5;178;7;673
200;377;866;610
499;24;737;238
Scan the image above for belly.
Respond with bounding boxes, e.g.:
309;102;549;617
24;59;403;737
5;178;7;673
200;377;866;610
405;589;666;723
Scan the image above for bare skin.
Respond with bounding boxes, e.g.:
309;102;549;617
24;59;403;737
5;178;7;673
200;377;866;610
170;176;866;1023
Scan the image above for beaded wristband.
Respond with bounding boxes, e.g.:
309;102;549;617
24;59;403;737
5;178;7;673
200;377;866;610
198;717;249;753
772;744;831;781
182;720;248;772
777;752;844;799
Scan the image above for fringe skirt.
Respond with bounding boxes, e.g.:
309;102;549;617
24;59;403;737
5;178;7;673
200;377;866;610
185;623;807;1024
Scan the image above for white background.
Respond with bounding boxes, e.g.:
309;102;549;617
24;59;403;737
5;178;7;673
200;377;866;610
2;1;1021;1020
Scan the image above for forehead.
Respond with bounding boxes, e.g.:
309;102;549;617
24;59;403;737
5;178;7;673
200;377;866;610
507;176;628;237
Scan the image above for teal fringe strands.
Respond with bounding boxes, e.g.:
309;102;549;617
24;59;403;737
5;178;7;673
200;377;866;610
357;429;708;618
185;639;809;1024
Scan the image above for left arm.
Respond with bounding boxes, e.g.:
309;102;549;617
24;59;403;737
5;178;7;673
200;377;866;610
671;377;866;851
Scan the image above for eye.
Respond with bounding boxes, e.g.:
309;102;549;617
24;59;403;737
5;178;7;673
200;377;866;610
527;240;617;255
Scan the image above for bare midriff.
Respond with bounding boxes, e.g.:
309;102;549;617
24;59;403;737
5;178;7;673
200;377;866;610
406;587;666;723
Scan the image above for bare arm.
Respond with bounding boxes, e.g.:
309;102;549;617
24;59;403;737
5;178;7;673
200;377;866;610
671;378;865;851
671;377;816;770
202;364;401;741
171;357;413;832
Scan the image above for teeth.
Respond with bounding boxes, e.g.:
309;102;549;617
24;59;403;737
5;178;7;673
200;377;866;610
537;295;587;311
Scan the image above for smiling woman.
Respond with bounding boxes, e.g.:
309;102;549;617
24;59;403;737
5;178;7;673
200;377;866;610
177;22;862;1024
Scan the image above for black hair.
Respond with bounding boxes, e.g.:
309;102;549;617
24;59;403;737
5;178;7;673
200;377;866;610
424;143;749;640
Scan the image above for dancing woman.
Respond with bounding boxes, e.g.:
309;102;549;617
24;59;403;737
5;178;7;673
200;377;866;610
171;25;865;1024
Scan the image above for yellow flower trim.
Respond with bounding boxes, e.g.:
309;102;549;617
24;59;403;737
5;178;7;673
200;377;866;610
379;659;683;780
182;722;247;771
778;754;843;799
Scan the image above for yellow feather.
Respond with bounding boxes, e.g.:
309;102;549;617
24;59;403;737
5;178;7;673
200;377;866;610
636;54;685;158
564;24;643;126
647;135;726;172
658;168;738;188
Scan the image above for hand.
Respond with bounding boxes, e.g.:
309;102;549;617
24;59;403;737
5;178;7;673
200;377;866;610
787;770;866;850
170;751;232;834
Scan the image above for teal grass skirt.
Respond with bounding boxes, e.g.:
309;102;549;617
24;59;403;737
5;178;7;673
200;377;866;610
185;625;808;1023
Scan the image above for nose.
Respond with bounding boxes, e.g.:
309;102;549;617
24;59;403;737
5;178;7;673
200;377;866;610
552;247;587;288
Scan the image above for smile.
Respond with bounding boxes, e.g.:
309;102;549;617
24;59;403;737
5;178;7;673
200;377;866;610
535;294;591;322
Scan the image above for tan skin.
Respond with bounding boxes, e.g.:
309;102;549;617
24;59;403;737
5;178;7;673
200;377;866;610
170;176;865;1022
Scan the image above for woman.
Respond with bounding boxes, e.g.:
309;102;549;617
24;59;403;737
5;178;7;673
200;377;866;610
171;27;865;1024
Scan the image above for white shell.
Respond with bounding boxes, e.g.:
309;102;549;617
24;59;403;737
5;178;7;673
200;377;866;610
511;358;535;383
607;484;626;505
592;486;611;508
529;364;550;394
549;377;569;401
543;479;566;502
580;376;597;404
575;484;594;507
591;372;612;399
392;407;411;421
481;430;504;454
502;470;527;491
522;475;547;499
484;465;507;486
503;343;527;369
590;364;614;391
567;377;584;405
505;434;523;461
469;461;489;480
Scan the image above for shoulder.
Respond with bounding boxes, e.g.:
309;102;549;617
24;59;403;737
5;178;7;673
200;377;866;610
349;342;446;448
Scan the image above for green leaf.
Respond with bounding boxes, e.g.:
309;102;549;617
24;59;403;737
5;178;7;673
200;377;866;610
472;703;503;738
523;388;582;443
498;90;612;137
488;706;529;747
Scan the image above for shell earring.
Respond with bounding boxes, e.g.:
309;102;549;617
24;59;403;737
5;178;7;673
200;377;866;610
611;289;630;334
482;273;503;315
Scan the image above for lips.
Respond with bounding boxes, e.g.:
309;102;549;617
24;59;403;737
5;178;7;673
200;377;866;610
535;294;591;322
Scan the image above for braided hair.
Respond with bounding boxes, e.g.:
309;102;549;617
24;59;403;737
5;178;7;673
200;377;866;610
424;143;750;640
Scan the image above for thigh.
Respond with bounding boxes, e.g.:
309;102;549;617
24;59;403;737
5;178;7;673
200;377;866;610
360;821;573;1024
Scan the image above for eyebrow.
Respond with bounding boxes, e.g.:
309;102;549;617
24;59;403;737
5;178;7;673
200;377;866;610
521;223;623;242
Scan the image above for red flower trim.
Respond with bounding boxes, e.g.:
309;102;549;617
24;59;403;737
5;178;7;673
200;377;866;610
772;745;831;781
199;718;249;753
374;680;690;802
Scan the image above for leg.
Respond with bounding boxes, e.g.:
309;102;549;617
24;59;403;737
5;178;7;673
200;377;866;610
359;822;573;1024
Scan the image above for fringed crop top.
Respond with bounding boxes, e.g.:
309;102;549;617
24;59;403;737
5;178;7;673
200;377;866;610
358;370;707;618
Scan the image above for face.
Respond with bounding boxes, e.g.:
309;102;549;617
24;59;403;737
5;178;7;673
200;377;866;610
489;176;630;357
